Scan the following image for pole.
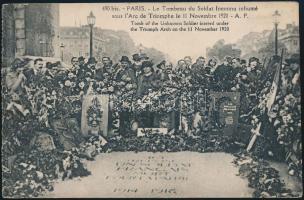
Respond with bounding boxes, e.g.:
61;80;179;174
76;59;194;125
90;25;93;58
275;23;278;56
61;48;63;61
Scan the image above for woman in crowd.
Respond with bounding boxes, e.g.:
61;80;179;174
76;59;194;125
136;60;159;97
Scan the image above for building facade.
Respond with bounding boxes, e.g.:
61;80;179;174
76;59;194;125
278;23;299;55
60;26;105;64
2;3;60;67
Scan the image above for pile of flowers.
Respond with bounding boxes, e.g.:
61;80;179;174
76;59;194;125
233;152;301;198
105;131;239;153
2;135;109;198
245;60;302;179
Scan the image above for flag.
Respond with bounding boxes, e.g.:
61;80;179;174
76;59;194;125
266;51;283;115
266;63;281;115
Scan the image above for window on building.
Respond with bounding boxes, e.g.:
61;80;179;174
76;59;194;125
293;40;298;45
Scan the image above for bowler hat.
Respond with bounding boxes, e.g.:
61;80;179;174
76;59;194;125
141;61;154;70
156;60;166;69
120;56;131;63
88;57;97;64
78;56;85;61
132;54;141;61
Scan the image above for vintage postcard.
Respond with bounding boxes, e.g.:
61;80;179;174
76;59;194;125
1;1;302;198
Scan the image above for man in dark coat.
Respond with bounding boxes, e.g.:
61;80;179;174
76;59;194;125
191;57;208;87
85;57;97;79
69;57;80;77
114;56;137;94
155;60;170;86
23;58;47;87
77;56;88;80
131;53;143;78
95;57;113;81
229;57;243;91
238;57;262;113
94;57;116;94
114;56;137;136
213;56;233;91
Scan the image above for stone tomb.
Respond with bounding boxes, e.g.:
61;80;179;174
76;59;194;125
81;94;110;137
46;152;253;198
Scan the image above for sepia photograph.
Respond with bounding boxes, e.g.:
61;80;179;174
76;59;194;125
1;1;302;198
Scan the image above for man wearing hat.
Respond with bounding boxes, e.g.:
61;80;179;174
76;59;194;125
114;56;137;136
86;57;97;78
78;56;85;66
77;56;88;80
115;56;137;93
240;59;247;68
131;53;144;78
155;60;170;85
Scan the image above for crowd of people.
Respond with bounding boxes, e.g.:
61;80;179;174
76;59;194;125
2;51;301;198
3;53;266;135
4;53;263;97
